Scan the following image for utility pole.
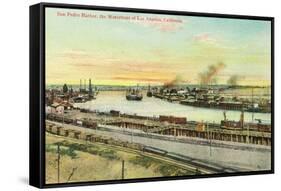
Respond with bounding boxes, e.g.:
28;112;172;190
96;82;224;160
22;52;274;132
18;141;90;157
62;108;64;128
121;160;125;179
247;124;250;144
207;122;212;157
57;144;61;183
252;88;254;122
210;122;213;156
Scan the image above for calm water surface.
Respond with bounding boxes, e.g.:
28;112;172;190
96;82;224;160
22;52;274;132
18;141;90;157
74;91;271;123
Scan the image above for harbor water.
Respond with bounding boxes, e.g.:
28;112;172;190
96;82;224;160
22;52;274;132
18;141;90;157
74;91;271;123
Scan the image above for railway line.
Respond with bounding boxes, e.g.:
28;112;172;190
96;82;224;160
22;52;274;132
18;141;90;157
46;120;250;174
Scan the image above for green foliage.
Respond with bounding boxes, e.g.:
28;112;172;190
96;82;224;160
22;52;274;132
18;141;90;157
129;155;192;176
46;143;78;159
60;147;78;159
129;156;155;168
47;141;119;161
98;150;118;160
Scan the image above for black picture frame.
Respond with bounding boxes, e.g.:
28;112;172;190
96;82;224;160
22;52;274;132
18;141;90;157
30;2;275;189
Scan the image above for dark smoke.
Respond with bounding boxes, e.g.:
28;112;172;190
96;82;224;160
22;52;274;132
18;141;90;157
227;75;242;86
164;75;182;88
199;62;225;85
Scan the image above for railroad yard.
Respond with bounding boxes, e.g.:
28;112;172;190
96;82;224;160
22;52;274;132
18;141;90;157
46;108;271;172
47;108;271;146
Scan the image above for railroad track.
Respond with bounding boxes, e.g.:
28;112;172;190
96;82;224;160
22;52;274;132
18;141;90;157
46;120;248;174
47;132;209;174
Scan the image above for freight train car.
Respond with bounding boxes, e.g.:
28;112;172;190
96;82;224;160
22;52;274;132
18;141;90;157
82;119;98;129
143;146;168;156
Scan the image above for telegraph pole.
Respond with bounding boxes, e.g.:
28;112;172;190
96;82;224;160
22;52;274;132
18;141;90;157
130;129;133;143
121;160;125;179
252;88;254;122
210;122;213;156
57;144;61;183
247;124;250;144
62;108;64;128
207;122;212;157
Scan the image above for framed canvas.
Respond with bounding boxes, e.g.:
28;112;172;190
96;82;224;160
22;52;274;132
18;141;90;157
29;2;274;188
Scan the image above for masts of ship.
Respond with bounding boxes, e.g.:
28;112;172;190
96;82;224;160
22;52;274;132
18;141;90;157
126;85;143;101
147;84;152;97
73;78;97;103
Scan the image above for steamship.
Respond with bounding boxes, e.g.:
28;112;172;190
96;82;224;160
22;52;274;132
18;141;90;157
126;86;143;101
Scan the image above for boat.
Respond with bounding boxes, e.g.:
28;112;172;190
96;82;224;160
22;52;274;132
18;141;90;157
126;86;143;101
147;84;152;97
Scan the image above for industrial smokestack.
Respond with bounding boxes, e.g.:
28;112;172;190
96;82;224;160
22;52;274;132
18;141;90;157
80;79;82;92
89;78;92;95
84;79;86;91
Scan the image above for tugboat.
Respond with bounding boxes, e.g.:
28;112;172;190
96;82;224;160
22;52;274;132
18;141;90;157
147;84;152;97
126;86;143;101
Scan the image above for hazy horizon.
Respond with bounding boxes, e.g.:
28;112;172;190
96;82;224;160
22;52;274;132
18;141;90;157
46;8;271;86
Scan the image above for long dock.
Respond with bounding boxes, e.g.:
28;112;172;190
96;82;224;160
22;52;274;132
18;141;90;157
46;110;271;146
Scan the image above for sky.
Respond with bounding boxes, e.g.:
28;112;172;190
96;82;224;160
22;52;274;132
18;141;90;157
46;8;271;86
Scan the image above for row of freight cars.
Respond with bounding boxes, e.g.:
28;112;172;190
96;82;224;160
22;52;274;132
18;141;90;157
80;108;187;124
221;120;271;132
46;113;98;129
46;122;143;151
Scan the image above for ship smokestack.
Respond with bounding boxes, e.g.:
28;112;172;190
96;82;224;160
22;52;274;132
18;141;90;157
240;111;244;128
223;111;227;121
